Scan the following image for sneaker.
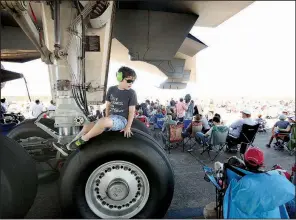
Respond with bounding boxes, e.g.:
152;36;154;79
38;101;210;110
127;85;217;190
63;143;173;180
187;147;194;152
67;137;87;151
266;144;271;148
52;142;71;157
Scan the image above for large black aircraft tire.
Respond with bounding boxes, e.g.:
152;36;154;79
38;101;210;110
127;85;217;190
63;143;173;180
7;118;54;140
0;134;38;218
59;128;174;219
8;118;149;140
131;119;151;135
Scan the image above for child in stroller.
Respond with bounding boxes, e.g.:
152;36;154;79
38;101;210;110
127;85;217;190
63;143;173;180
203;147;295;219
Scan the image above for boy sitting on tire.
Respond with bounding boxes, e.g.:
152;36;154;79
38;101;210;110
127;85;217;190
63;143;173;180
57;66;137;155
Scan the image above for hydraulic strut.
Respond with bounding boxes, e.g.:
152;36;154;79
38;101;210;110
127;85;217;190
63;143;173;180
3;0;115;145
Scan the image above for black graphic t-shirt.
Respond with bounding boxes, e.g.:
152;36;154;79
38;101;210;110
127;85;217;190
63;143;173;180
106;86;138;119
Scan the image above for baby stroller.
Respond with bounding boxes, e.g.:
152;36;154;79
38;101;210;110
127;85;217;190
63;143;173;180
203;150;295;219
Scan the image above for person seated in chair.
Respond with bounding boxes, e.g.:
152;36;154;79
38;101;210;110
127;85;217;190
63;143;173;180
181;114;203;139
266;114;291;148
191;116;226;151
162;115;177;133
135;104;142;117
256;114;267;132
226;109;257;150
170;108;177;120
255;114;265;124
208;113;221;127
200;114;211;133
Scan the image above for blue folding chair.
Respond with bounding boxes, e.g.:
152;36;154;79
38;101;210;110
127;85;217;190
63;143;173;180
154;114;165;129
156;119;165;129
183;119;191;131
203;164;295;219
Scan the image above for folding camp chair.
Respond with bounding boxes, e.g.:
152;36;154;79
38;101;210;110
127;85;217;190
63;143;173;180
203;163;295;219
226;124;259;155
200;126;229;161
152;117;165;140
182;121;202;152
273;132;291;151
183;119;191;131
164;123;184;154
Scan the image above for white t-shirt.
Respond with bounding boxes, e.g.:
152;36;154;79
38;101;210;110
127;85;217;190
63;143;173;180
201;115;211;130
47;104;56;111
229;117;257;138
31;103;44;118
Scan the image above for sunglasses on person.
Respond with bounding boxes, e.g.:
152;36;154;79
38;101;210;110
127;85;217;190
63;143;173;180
125;79;135;83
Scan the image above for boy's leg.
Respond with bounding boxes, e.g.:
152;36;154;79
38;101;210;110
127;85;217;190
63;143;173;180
82;117;113;141
73;122;95;141
68;117;113;150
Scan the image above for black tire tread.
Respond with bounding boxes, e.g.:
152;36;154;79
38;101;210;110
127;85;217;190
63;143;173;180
0;134;38;218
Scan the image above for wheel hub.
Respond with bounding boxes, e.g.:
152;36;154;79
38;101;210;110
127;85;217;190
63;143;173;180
85;161;150;218
107;179;129;201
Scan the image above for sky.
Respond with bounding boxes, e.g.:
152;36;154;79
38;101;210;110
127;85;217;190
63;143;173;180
191;1;295;98
1;1;295;101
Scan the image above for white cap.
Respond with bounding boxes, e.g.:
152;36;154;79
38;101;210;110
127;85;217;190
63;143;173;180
241;109;251;115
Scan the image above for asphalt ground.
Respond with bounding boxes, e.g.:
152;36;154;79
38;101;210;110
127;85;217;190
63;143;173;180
25;128;295;219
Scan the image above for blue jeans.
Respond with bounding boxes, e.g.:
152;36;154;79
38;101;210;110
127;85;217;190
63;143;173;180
195;132;209;145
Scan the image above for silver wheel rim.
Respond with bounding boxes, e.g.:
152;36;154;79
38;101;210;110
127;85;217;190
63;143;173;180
85;160;150;218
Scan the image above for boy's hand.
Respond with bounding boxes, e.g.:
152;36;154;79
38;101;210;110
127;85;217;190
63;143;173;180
121;126;133;138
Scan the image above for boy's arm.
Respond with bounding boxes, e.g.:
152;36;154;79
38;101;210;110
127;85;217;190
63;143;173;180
126;91;137;128
126;106;136;128
122;90;137;137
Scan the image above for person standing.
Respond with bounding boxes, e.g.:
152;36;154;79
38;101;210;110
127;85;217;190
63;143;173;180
47;100;56;111
176;98;188;122
170;98;176;107
31;99;44;118
185;100;194;119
